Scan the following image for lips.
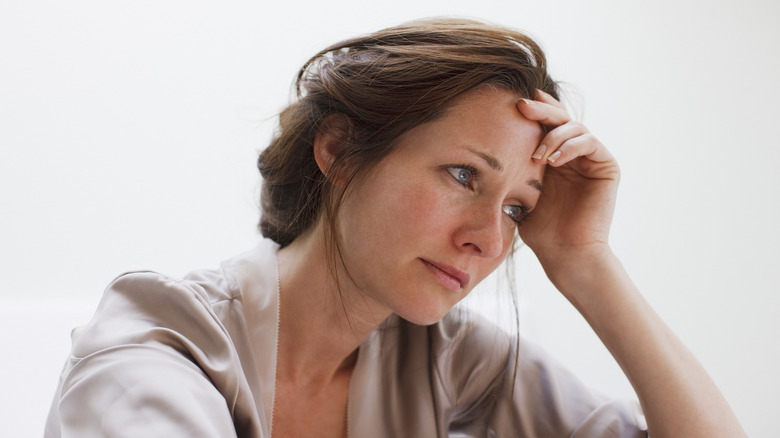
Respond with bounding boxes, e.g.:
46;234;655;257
421;259;470;292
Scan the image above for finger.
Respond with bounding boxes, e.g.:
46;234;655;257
516;98;570;127
535;89;566;111
543;133;602;167
537;121;590;160
531;123;613;167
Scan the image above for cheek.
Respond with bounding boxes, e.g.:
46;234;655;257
384;184;454;238
340;173;449;247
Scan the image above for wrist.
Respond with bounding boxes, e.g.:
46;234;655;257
536;243;621;302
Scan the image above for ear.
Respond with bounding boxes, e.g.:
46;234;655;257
313;114;352;183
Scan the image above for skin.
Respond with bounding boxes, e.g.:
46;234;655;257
272;86;747;437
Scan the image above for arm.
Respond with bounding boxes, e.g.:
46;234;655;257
516;90;746;438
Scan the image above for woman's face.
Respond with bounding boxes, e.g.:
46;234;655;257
337;86;545;325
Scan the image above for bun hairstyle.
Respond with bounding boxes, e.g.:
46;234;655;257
257;18;559;249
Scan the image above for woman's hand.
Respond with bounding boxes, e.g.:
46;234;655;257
515;91;747;437
515;90;619;270
514;91;747;438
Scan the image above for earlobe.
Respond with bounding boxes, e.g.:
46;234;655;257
313;114;352;183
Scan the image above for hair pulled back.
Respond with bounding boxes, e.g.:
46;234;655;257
258;18;559;248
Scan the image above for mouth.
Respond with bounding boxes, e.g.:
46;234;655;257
421;259;470;292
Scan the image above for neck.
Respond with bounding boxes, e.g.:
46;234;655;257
275;223;392;387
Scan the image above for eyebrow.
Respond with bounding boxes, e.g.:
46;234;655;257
467;147;543;193
468;147;503;172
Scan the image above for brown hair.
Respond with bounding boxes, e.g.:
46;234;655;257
258;17;558;252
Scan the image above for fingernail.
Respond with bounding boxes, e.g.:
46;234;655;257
532;144;546;160
547;150;562;163
520;98;534;105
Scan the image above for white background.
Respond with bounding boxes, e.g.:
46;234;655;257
1;0;778;436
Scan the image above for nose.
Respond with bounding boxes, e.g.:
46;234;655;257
453;205;507;259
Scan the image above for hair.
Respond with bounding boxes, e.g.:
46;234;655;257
257;17;559;253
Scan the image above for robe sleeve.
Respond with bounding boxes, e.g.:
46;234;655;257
45;272;245;438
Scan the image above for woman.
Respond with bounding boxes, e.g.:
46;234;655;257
46;18;745;437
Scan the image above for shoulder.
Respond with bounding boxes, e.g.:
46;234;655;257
429;307;592;386
69;270;235;359
71;238;281;357
110;269;235;306
426;309;647;436
49;241;283;437
53;270;254;437
423;308;579;408
423;308;514;406
429;306;513;367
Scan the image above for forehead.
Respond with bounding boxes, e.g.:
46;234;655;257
444;85;538;130
410;86;544;165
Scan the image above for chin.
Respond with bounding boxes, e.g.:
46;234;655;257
396;302;453;326
375;274;467;326
402;316;442;326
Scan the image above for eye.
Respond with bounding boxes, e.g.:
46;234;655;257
502;205;531;225
446;165;477;188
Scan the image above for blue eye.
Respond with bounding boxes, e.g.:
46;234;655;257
447;166;476;187
503;205;530;224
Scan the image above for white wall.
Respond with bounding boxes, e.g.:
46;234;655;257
2;0;777;436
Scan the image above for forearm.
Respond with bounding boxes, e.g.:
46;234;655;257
542;247;746;438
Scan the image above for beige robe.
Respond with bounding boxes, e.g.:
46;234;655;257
45;238;647;437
